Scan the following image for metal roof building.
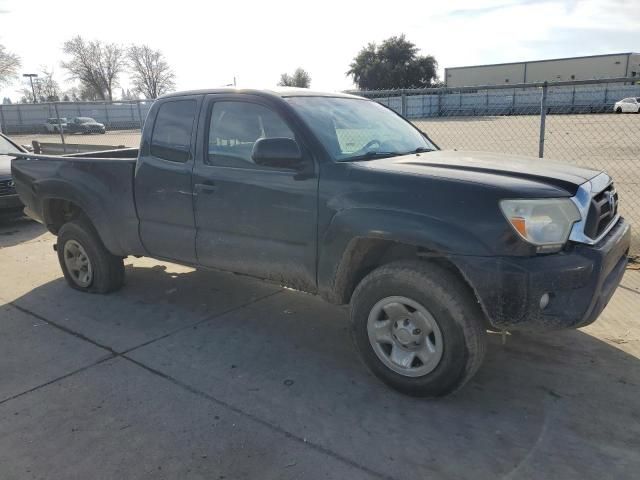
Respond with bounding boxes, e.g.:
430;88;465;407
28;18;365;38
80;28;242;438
444;52;640;88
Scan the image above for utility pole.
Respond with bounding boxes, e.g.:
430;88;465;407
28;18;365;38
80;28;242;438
23;73;38;103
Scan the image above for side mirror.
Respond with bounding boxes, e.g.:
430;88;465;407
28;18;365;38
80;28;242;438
251;137;303;169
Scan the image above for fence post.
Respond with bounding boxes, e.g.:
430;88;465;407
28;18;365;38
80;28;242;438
137;101;144;130
15;104;22;132
53;103;67;154
104;102;110;129
0;105;5;134
538;82;548;158
400;93;407;117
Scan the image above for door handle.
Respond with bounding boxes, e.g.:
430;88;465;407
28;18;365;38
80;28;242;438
195;182;217;194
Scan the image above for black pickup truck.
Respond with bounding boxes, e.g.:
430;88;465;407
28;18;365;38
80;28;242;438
10;88;630;397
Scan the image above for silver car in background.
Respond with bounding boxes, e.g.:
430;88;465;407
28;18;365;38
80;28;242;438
613;97;640;113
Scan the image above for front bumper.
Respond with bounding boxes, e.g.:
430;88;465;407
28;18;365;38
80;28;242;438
452;218;631;331
0;193;23;212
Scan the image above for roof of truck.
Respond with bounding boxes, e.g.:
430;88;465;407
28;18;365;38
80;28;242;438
160;87;363;100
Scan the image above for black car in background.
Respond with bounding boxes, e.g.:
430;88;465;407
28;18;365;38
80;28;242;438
66;117;106;134
0;133;26;215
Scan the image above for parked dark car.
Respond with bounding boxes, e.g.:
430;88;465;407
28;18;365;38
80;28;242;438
66;117;106;134
11;88;630;397
0;132;27;215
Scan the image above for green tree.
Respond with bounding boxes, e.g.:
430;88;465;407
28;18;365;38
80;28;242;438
278;68;311;88
347;35;437;90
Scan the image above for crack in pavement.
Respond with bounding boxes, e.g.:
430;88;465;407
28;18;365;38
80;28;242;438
619;284;640;296
0;354;116;405
2;290;393;480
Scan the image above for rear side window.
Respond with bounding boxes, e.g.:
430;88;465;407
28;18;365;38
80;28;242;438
151;100;197;162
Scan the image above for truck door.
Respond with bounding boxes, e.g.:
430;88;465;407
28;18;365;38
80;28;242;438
192;95;318;292
135;96;201;263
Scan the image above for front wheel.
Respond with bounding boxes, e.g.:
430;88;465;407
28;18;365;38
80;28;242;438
350;261;486;397
57;218;125;293
616;107;622;113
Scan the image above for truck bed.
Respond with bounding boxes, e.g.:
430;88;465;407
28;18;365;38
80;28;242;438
11;148;144;256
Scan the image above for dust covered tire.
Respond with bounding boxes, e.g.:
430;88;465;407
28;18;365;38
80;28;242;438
350;260;486;397
56;218;124;293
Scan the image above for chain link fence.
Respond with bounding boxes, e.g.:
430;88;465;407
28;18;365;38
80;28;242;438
356;77;640;254
0;100;151;154
3;80;640;253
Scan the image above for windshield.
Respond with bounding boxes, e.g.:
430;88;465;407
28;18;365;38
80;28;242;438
77;117;95;123
285;96;435;161
0;135;20;155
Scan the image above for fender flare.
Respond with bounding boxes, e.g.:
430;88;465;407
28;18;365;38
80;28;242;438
317;207;492;303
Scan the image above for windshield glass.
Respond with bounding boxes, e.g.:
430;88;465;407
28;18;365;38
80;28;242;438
285;96;435;161
77;117;95;123
0;135;20;155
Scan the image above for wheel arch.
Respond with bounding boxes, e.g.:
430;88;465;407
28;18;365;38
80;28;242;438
321;236;492;330
317;208;491;307
41;193;126;256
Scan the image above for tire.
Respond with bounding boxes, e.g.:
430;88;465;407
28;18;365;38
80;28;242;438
56;218;124;293
350;260;486;397
615;107;622;113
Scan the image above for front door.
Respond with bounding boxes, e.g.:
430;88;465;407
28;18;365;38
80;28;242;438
135;96;201;263
192;95;318;292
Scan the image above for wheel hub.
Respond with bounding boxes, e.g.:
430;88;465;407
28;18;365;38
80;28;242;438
392;319;421;346
63;239;93;288
367;296;444;377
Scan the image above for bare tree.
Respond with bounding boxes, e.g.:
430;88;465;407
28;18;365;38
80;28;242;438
61;36;125;100
278;68;311;88
17;68;62;102
0;44;21;86
36;68;61;101
128;45;175;99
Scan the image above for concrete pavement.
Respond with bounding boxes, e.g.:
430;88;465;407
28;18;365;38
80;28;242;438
1;217;639;479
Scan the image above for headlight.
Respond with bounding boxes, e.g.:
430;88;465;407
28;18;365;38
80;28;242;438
500;198;581;251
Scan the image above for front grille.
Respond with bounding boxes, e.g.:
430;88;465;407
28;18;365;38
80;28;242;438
0;179;16;196
584;183;619;239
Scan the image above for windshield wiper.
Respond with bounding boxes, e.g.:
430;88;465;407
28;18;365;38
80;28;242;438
406;147;433;154
341;151;403;162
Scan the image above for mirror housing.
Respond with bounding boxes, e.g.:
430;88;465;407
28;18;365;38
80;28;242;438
251;137;303;169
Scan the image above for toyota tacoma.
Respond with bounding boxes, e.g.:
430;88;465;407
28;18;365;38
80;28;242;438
10;88;630;397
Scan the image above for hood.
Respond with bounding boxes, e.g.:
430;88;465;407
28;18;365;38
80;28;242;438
354;150;601;194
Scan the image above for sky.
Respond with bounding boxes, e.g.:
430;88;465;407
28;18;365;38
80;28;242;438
0;0;638;100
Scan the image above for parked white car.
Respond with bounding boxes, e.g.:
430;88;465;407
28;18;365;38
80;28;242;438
44;117;67;133
613;97;640;113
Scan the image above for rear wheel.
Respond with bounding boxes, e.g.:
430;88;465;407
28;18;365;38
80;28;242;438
616;107;622;113
350;260;486;397
57;218;124;293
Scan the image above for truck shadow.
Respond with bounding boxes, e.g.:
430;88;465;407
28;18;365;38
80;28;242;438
5;262;640;478
0;215;46;248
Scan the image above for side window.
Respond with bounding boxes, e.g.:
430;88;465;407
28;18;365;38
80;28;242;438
150;100;197;163
207;101;294;168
